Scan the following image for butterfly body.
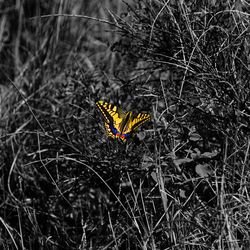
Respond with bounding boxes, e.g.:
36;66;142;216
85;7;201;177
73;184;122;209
96;100;151;142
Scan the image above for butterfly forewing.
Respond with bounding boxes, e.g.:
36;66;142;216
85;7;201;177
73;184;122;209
96;101;122;124
122;113;151;134
96;101;124;138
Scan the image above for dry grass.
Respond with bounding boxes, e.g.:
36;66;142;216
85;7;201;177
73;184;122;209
0;0;250;249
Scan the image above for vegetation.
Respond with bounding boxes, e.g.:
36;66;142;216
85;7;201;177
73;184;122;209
0;0;250;249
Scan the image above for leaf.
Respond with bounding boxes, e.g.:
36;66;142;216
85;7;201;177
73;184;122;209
195;164;212;177
174;158;193;166
189;132;202;141
179;189;187;198
201;151;219;158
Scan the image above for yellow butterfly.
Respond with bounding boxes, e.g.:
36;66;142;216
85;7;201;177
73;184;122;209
96;100;151;142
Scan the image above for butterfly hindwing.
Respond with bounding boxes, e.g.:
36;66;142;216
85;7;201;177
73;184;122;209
96;100;150;141
104;121;115;139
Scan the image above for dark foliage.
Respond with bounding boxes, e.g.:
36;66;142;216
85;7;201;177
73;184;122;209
0;0;250;249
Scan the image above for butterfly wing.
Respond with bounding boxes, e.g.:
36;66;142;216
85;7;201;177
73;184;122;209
96;100;125;139
122;112;151;137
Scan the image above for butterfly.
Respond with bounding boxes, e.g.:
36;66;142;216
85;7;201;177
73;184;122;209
96;100;151;142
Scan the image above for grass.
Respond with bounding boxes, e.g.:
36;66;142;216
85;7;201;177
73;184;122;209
0;0;250;249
